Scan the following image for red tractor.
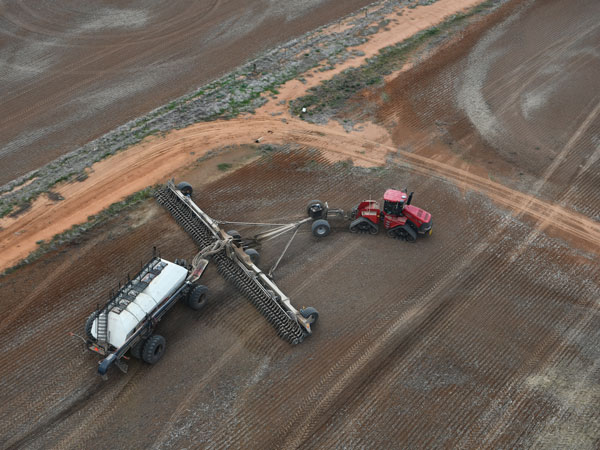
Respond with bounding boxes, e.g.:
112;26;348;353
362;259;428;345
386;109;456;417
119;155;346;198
307;188;432;242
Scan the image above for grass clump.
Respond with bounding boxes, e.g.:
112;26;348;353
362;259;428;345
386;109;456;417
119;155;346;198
217;163;233;171
1;204;14;218
291;1;498;119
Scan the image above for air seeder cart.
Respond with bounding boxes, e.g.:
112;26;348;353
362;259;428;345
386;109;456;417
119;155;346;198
82;251;210;376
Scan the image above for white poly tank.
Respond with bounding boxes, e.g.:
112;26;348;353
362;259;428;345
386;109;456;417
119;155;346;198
91;259;188;348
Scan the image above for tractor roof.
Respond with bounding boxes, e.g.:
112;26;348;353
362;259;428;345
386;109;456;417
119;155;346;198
383;189;408;203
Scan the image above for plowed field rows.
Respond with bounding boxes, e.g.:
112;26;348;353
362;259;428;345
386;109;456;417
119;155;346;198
1;0;599;448
0;0;375;184
1;148;598;448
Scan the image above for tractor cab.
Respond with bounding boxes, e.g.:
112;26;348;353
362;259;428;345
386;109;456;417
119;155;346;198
383;189;409;217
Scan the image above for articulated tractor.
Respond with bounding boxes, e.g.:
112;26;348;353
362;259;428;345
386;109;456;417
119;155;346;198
307;188;433;242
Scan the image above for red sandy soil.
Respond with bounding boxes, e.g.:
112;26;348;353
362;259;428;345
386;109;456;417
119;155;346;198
1;0;599;448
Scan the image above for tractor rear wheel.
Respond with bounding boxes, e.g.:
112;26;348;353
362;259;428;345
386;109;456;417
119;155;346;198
187;285;208;310
176;181;193;197
307;200;325;219
245;248;260;265
85;311;99;341
142;335;166;365
350;217;378;234
312;219;331;237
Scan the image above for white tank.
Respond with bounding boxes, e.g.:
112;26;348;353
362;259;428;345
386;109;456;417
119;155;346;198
91;259;188;348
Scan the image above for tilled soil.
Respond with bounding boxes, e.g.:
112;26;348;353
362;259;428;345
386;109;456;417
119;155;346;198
1;149;598;448
1;0;599;448
0;0;375;184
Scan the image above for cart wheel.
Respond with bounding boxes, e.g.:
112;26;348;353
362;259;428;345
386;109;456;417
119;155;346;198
227;230;242;241
130;339;145;359
187;285;208;310
307;200;325;219
142;335;166;365
312;219;331;237
300;307;319;325
85;311;99;341
176;181;193;197
245;248;260;265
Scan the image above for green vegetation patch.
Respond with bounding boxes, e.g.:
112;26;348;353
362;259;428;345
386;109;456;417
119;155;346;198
291;1;498;120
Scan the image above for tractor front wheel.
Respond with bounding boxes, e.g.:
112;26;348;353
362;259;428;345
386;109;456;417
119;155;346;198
388;225;416;242
312;219;331;237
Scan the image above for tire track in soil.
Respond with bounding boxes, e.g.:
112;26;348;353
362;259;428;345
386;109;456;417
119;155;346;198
377;1;599;211
0;208;194;447
2;148;596;446
305;217;519;447
305;223;595;448
479;285;598;448
4;2;600;440
316;185;592;446
271;203;511;448
0;1;224;112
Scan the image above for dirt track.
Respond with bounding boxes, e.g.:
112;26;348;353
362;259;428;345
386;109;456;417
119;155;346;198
1;0;599;448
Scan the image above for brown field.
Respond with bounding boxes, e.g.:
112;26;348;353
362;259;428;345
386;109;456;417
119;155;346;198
0;0;374;184
1;0;599;448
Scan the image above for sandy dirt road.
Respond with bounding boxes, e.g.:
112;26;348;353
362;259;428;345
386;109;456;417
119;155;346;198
0;0;376;184
0;0;490;274
1;0;599;448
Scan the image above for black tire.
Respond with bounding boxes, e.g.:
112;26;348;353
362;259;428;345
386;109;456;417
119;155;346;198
408;221;419;235
312;219;331;237
176;181;193;197
405;226;417;242
187;285;208;310
85;311;99;341
130;339;145;359
227;229;242;241
245;248;260;264
388;225;416;242
350;217;378;235
142;335;166;365
300;307;319;325
307;200;325;219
